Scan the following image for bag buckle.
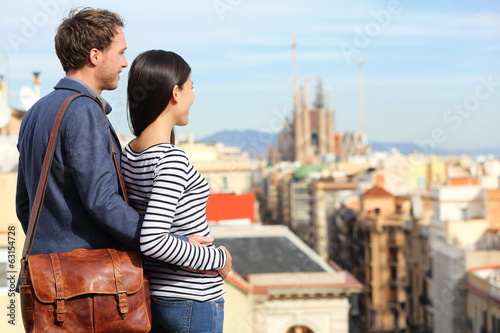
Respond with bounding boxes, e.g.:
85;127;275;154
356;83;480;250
115;291;128;319
55;297;67;325
115;291;127;301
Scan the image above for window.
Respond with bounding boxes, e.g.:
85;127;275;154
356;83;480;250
417;176;426;190
294;187;308;195
294;210;309;220
311;132;318;148
461;208;468;220
294;198;308;206
393;310;399;331
370;310;377;328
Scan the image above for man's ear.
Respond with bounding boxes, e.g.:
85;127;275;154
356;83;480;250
89;48;101;66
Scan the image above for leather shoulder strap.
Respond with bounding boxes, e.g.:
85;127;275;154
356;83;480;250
109;130;129;204
21;93;128;258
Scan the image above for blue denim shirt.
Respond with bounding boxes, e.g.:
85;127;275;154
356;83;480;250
16;77;187;255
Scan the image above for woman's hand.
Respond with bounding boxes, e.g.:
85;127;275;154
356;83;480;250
188;235;214;246
217;246;232;279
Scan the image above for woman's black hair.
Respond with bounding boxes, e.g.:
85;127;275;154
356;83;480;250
127;50;191;144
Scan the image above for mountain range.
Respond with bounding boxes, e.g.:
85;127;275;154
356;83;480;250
199;130;500;158
200;130;278;158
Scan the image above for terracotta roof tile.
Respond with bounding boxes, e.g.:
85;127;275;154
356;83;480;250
360;186;393;198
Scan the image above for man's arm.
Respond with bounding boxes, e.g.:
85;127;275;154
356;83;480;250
64;100;145;250
15;157;29;233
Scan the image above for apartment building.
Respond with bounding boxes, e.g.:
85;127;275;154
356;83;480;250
310;178;356;260
178;135;253;194
332;186;410;332
381;153;448;196
403;195;433;333
465;265;500;333
260;161;297;225
430;183;500;333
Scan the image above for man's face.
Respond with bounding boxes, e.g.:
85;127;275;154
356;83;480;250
96;27;128;91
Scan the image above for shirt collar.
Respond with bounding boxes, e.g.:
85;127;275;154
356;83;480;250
57;77;113;115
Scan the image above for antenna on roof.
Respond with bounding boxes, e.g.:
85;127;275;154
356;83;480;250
357;58;366;134
19;72;41;111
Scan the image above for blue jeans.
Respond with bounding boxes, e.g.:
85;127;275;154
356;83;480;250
150;297;224;333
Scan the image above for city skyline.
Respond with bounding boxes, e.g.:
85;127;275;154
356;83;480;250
1;0;499;150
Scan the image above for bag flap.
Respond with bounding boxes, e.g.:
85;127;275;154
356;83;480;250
28;248;144;303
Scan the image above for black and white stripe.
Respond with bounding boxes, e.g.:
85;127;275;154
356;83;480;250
121;143;225;301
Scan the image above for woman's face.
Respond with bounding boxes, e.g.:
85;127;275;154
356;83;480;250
174;76;194;126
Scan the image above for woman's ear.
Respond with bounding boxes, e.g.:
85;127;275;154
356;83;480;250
171;85;180;103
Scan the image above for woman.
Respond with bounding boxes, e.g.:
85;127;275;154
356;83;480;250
121;50;232;333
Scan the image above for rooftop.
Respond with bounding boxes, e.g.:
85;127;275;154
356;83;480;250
212;224;332;278
466;266;500;305
293;163;329;179
360;186;393;198
212;224;363;297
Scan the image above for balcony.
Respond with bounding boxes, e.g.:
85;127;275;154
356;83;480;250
355;238;371;247
386;300;406;312
389;277;406;287
388;241;402;249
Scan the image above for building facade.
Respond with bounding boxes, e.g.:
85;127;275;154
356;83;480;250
465;266;500;333
430;183;500;333
332;186;410;332
310;179;356;260
403;195;433;333
178;135;253;195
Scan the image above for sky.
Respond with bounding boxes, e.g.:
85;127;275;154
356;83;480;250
0;0;499;150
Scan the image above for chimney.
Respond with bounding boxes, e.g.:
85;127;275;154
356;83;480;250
33;72;41;99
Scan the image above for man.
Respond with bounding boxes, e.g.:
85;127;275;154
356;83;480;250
16;7;209;257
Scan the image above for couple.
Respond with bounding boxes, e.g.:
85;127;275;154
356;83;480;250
15;7;231;333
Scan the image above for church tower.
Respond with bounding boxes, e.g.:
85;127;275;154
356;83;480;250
277;37;336;163
316;77;328;156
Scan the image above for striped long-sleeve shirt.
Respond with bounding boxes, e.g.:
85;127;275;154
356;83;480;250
121;143;226;301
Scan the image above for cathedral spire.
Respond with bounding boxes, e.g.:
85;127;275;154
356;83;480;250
315;76;324;108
